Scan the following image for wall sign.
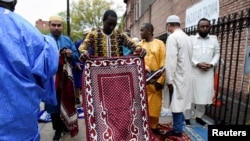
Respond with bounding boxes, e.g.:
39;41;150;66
185;0;219;28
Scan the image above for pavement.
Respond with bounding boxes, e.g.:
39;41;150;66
39;103;213;141
39;115;172;141
39;102;172;141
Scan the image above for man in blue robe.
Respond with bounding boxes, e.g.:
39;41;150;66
44;15;79;141
0;0;59;140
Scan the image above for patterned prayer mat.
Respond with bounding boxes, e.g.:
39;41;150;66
151;123;208;141
82;56;151;141
152;124;192;141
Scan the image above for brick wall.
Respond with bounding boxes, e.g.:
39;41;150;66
127;0;250;38
126;0;250;95
220;0;250;17
35;19;49;31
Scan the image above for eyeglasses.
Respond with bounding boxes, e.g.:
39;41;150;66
51;24;62;27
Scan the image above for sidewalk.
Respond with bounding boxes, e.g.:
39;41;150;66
39;102;172;141
39;118;86;141
39;103;212;141
40;116;172;141
39;101;86;141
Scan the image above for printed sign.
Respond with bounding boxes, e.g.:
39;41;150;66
185;0;219;27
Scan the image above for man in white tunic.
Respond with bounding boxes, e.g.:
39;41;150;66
184;18;220;126
164;15;193;139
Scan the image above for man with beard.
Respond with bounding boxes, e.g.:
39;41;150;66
184;18;220;126
45;15;79;141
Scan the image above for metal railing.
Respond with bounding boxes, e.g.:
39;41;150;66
184;8;250;125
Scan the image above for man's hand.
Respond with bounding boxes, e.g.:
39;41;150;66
65;49;72;57
197;62;213;71
79;50;90;62
60;48;72;57
154;82;163;91
134;47;146;58
76;63;82;70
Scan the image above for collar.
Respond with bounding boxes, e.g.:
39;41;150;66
195;33;210;39
101;29;113;37
141;38;154;43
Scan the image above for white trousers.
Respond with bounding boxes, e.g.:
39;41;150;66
184;103;206;119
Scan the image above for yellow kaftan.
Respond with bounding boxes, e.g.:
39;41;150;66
139;39;166;118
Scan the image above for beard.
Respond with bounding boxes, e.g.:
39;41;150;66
198;31;209;38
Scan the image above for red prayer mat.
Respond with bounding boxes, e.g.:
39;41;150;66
151;124;192;141
56;55;78;137
82;56;151;141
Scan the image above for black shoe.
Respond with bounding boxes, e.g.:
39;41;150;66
151;128;162;135
196;117;207;126
53;130;62;141
185;119;191;126
63;128;70;135
164;130;182;137
75;98;81;105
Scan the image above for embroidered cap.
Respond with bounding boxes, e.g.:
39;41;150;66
166;15;180;24
49;15;62;22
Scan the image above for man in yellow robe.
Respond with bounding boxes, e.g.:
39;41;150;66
139;23;166;135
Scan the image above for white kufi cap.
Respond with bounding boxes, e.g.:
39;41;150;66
49;15;63;22
166;15;180;23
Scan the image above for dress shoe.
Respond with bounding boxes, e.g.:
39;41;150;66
53;130;62;141
196;117;207;126
185;119;191;126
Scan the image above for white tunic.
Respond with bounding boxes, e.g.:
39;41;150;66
190;34;220;104
164;29;193;112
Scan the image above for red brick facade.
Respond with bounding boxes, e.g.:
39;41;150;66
124;0;250;102
124;0;250;124
125;0;250;39
35;19;49;31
